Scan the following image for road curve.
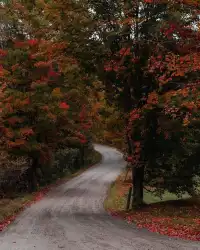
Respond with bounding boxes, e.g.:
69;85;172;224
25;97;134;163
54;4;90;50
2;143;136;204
0;144;200;250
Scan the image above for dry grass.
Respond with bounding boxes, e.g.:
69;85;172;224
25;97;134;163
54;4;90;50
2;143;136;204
0;194;33;222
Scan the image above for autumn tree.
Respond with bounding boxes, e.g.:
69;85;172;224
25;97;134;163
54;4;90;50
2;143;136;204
93;0;200;206
0;0;100;192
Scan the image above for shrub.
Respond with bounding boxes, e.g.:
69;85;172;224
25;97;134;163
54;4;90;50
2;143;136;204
0;151;31;197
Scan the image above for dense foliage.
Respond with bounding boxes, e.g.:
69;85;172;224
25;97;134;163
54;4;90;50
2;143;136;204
0;0;100;194
90;0;200;205
0;0;200;207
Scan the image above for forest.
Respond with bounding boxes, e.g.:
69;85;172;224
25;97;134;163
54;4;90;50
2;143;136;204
0;0;200;242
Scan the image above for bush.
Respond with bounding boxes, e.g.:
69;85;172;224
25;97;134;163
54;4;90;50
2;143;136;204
0;151;31;197
51;148;81;177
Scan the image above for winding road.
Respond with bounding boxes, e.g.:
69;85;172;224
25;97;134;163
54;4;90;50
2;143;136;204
0;144;200;250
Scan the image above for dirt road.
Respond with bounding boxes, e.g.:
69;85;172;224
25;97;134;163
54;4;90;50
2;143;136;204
0;144;199;250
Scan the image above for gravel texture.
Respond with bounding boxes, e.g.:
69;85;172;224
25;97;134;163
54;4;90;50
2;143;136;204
0;144;200;250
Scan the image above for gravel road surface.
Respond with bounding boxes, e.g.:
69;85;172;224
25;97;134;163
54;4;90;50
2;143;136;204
0;144;200;250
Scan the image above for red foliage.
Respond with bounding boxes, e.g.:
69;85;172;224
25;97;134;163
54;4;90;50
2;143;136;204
119;47;131;56
7;117;23;126
75;131;87;144
48;69;60;77
80;138;87;144
109;209;200;241
27;39;38;47
127;156;133;162
20;128;34;137
0;49;7;57
7;139;27;149
34;61;51;68
108;172;200;242
59;102;70;110
147;92;158;105
14;41;26;48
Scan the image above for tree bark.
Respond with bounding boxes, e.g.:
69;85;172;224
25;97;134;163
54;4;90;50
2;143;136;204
27;158;38;192
132;164;144;207
80;145;84;166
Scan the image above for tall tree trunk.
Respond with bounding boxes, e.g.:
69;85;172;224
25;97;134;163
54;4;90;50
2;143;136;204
130;0;145;208
132;164;144;207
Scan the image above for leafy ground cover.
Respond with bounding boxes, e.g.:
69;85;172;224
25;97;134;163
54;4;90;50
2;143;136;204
0;150;102;232
104;170;200;241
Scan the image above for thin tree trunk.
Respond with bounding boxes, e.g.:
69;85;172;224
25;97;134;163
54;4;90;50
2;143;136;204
80;145;84;166
27;158;38;192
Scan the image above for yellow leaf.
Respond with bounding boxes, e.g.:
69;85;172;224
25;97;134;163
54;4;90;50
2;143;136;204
52;87;62;97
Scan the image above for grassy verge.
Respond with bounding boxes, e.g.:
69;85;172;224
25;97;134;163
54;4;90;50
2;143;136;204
0;150;102;231
104;170;200;241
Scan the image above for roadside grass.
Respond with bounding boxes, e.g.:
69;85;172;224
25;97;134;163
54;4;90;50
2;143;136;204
144;190;191;204
0;150;102;231
0;195;33;223
104;170;200;241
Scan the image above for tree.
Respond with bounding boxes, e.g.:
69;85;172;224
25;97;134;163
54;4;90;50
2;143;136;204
0;0;100;191
96;0;200;206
